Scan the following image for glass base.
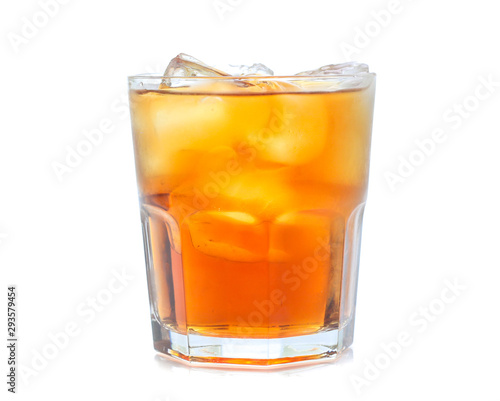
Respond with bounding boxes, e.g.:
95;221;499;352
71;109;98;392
151;317;355;367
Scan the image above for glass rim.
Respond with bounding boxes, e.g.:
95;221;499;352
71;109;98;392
128;73;376;80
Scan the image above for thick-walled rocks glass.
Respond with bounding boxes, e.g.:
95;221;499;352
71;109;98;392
129;72;376;366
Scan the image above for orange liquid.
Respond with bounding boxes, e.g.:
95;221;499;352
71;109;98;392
130;82;374;338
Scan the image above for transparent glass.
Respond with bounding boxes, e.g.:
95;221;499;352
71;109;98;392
128;74;376;366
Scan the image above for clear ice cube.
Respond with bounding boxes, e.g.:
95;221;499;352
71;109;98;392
185;211;268;262
293;62;372;91
269;210;343;263
162;53;268;89
247;91;329;165
162;53;230;88
228;63;274;76
164;53;230;77
296;62;369;76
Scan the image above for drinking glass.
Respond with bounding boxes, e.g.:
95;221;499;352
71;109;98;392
128;73;376;366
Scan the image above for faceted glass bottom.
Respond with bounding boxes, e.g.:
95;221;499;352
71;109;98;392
151;315;355;367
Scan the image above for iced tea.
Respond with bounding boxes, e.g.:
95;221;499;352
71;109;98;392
129;67;375;365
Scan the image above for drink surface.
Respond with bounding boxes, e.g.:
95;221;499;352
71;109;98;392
130;80;375;339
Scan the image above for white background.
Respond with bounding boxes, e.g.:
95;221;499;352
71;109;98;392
1;0;500;400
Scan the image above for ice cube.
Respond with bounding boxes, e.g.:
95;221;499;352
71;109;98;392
170;168;294;222
131;91;232;193
269;210;344;263
247;92;329;165
228;63;274;76
162;53;268;91
215;169;295;220
183;211;268;262
296;62;369;76
162;53;230;88
164;53;230;78
294;62;372;91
